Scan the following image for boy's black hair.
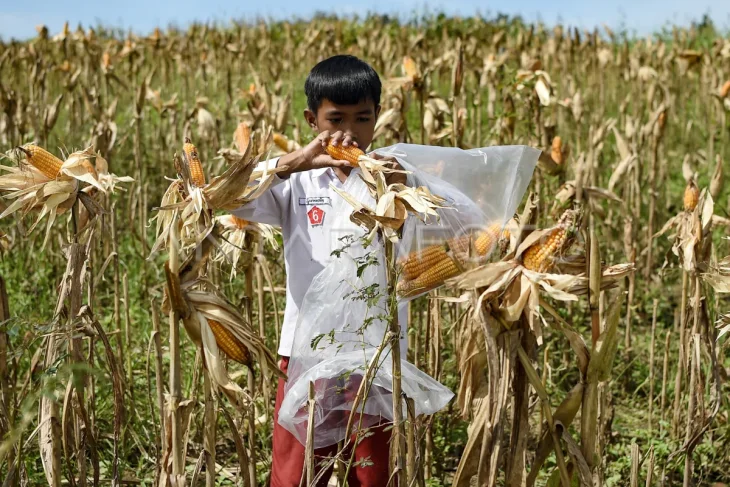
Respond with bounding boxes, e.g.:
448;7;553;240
304;55;381;113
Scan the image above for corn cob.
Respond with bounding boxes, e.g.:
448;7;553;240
445;234;472;257
683;179;699;211
522;210;577;273
720;80;730;99
475;222;505;255
20;144;63;179
208;319;251;365
326;141;364;167
446;222;504;261
183;137;206;187
273;133;290;152
551;136;563;164
403;56;420;82
398;244;449;281
397;255;460;297
399;223;506;288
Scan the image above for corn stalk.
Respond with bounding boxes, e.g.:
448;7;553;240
165;221;185;485
385;238;406;486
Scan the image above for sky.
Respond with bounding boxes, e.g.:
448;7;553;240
0;0;729;42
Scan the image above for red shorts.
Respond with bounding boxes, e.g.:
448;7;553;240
270;357;392;487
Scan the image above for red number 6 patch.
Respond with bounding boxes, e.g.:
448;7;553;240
307;206;325;226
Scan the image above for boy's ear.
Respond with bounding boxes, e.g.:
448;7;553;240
375;104;381;118
304;109;317;130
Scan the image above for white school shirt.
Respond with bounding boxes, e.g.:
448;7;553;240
232;158;409;357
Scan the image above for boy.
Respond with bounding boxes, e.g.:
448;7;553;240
233;55;406;486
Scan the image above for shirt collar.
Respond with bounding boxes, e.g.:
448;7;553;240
313;167;336;189
311;167;330;178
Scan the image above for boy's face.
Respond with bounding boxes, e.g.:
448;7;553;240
304;99;381;150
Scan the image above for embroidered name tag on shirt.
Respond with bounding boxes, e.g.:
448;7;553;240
299;196;331;206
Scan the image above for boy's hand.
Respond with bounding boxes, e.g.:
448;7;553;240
277;130;357;176
307;130;360;169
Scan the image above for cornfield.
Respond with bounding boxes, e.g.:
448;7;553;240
0;14;729;487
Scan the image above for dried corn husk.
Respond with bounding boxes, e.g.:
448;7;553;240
215;214;279;278
0;146;132;247
330;155;440;243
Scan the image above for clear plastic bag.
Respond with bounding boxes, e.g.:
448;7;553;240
277;144;538;448
376;144;540;298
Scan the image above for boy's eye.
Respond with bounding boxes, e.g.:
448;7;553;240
357;117;371;122
327;118;342;124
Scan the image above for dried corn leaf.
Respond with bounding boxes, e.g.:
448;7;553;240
528;382;584;485
60;148;104;192
612;126;631;161
500;274;532;322
395;186;445;218
535;79;551;106
453;260;520;291
682;154;695;183
538;299;590;376
557;423;592;486
704;273;730;293
233;122;251;154
374;191;407;227
588;293;623;382
608;155;636;191
451;385;491;487
456;315;486;418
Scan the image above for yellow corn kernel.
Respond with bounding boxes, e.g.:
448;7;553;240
208;319;251;365
398;244;449;281
683;179;699;212
397;255;460;297
522;210;577;273
326;142;364;167
21;144;63;179
183;137;206;187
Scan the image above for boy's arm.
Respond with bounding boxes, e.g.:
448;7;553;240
275;130;353;177
231;157;288;226
231;130;354;225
